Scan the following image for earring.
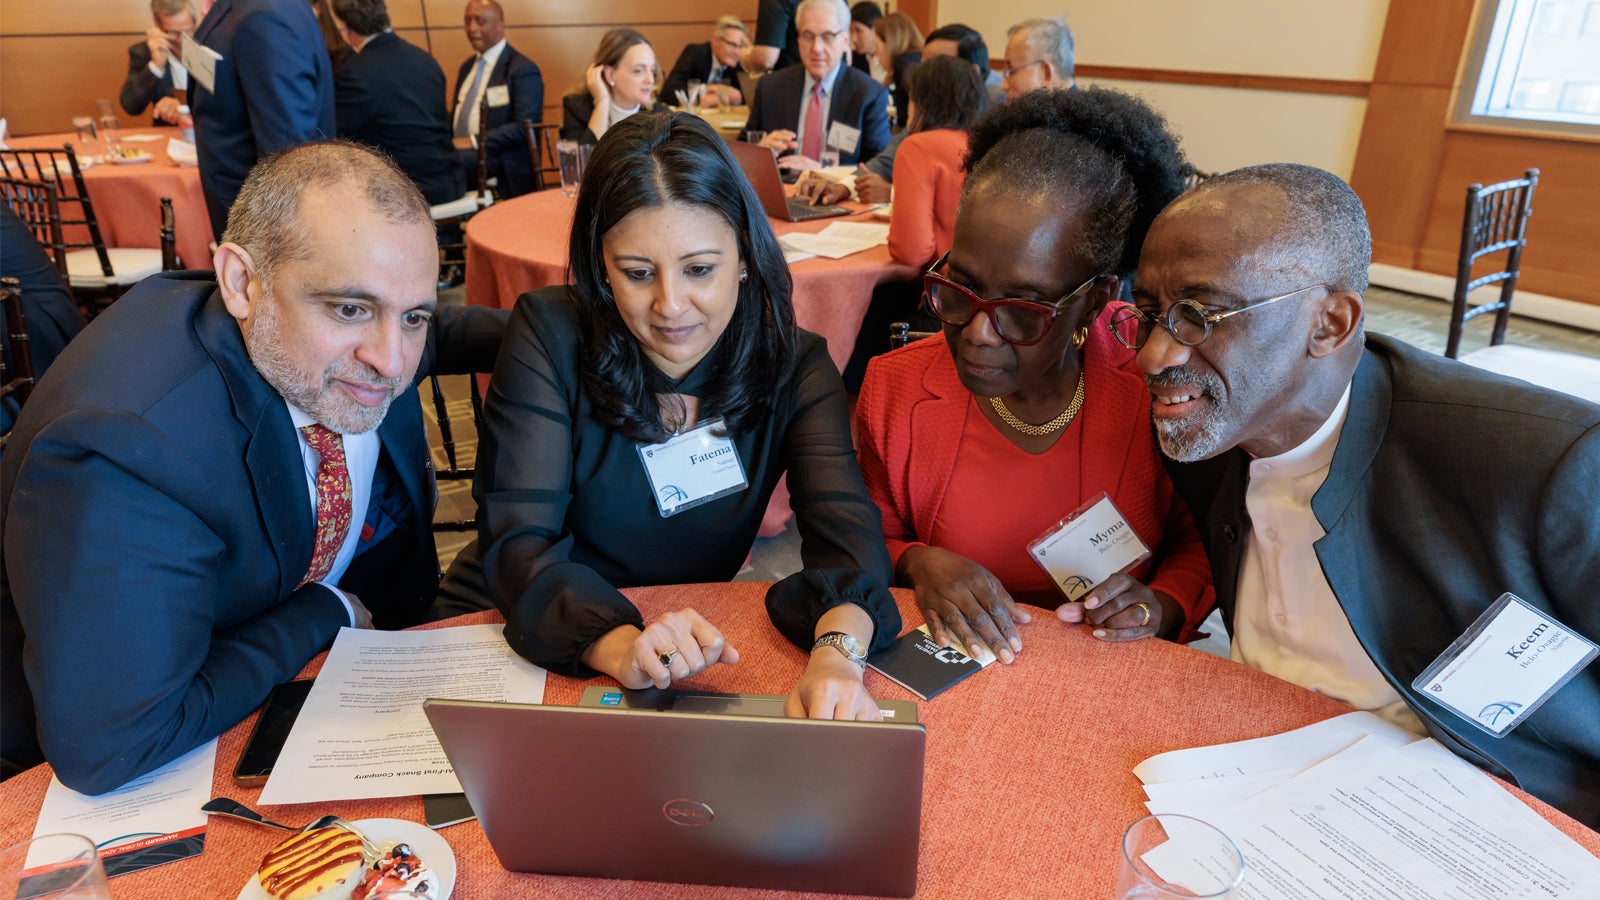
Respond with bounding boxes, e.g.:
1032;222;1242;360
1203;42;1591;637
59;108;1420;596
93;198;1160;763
608;81;615;88
739;269;748;283
1072;325;1089;349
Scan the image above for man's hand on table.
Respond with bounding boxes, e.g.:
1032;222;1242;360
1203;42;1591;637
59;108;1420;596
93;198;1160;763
152;96;182;124
795;170;851;206
1057;574;1181;642
584;608;741;690
854;168;891;204
758;129;797;154
898;545;1027;664
344;591;375;629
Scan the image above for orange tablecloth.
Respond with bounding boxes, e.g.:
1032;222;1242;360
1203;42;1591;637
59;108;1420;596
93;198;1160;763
7;128;213;272
463;188;915;374
3;583;1594;897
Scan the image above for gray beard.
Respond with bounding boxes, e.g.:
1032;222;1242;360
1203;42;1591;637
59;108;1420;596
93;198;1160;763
245;290;393;434
1148;369;1232;462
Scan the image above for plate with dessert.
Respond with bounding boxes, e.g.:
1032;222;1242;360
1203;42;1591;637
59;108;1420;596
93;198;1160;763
108;147;153;164
240;818;456;900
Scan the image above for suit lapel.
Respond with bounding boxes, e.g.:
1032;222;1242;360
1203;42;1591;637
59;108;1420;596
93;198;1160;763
1312;347;1387;618
375;391;429;539
194;290;314;598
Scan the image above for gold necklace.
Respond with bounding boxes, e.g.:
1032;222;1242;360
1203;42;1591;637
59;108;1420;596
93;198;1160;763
988;372;1085;437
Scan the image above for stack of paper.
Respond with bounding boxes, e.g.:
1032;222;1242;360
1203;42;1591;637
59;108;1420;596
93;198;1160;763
779;221;889;260
1133;712;1600;897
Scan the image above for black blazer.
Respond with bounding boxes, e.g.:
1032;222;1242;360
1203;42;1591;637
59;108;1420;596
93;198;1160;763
452;44;544;198
119;41;176;123
0;273;506;792
888;51;921;131
336;31;462;206
560;93;671;144
743;63;892;166
662;41;744;101
1167;334;1600;826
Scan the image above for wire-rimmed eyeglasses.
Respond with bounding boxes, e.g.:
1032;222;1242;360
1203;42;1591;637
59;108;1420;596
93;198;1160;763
1108;284;1331;349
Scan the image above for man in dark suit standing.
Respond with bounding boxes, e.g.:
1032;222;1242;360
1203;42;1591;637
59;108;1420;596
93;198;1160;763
0;142;503;793
744;0;890;170
663;16;749;106
451;0;543;199
120;0;197;124
329;0;462;206
190;0;335;242
1123;163;1600;825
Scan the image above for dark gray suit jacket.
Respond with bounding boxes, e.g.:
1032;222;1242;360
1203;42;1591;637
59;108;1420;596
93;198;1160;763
1168;333;1600;825
119;41;176;123
743;63;891;166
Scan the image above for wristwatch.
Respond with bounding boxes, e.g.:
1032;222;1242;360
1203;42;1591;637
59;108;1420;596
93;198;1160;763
813;631;867;668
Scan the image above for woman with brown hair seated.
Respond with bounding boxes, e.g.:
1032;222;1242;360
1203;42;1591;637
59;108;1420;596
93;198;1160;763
854;88;1214;663
561;28;670;144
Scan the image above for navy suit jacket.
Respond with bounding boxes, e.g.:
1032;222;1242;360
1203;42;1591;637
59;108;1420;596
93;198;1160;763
336;32;462;206
1167;334;1600;826
190;0;335;241
452;44;544;198
744;63;891;166
119;41;176;123
0;273;505;793
662;42;743;101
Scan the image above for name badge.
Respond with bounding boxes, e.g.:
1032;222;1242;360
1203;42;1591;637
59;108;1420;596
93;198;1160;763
1027;493;1152;601
1411;592;1596;737
181;32;222;95
826;121;861;155
485;85;510;108
636;419;749;517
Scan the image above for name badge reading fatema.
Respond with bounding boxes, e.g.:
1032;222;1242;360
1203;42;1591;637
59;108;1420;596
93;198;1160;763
637;418;748;517
1027;493;1151;601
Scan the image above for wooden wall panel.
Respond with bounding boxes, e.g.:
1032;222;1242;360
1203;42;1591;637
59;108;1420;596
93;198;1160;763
1;35;141;137
1349;84;1454;268
1;0;151;34
423;0;756;29
1370;0;1473;86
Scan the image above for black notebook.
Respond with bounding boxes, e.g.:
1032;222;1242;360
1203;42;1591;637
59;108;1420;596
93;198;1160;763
867;626;995;700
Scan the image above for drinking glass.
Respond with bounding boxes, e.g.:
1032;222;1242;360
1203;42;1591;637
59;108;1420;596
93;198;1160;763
1115;814;1244;899
0;833;111;899
71;116;99;152
819;149;841;169
687;78;705;108
744;130;767;145
715;84;733;113
556;139;591;198
94;99;120;154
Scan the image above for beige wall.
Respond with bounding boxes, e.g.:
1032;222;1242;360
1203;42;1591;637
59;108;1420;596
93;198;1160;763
935;0;1391;178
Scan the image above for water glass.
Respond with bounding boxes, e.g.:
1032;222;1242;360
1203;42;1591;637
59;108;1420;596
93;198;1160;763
819;149;841;169
744;130;767;146
0;833;112;899
715;84;733;113
1115;814;1244;899
71;116;98;150
687;78;705;108
556;139;591;198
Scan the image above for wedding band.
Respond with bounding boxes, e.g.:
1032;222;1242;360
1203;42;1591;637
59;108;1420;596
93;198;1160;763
658;649;680;668
1132;602;1152;627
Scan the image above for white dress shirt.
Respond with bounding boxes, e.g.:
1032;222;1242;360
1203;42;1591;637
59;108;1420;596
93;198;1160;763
1231;383;1426;734
455;39;506;140
287;402;379;625
150;57;189;92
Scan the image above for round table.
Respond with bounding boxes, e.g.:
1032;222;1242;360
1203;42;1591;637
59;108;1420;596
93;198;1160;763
7;127;213;272
463;188;915;374
3;583;1593;897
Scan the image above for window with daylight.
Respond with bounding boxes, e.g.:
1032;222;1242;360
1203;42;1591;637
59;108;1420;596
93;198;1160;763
1454;0;1600;138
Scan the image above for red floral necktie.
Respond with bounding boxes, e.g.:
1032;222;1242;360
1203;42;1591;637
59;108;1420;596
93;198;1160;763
299;424;351;587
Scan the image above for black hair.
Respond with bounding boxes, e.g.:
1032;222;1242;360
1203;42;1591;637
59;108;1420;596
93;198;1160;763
329;0;389;35
924;23;988;74
905;55;987;133
567;111;796;443
849;1;882;28
962;86;1189;279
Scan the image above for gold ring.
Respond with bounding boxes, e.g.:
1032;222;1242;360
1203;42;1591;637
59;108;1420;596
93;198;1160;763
1133;602;1152;627
658;649;680;667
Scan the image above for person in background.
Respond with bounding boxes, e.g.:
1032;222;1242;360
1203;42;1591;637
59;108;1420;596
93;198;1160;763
120;0;197;125
923;22;1004;106
1001;16;1076;101
743;0;891;171
190;0;335;242
747;0;801;73
312;0;352;70
855;88;1211;664
435;112;900;720
1;142;505;791
451;0;544;198
662;16;749;107
872;12;922;131
0;207;85;436
1130;163;1600;825
330;0;462;206
562;29;670;144
848;2;884;81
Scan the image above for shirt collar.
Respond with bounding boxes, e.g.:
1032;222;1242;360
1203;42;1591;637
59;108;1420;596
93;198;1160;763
803;61;844;96
1249;381;1353;480
478;39;506;68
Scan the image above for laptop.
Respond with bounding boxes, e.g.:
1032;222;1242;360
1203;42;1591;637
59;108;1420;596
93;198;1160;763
728;139;852;223
423;689;925;897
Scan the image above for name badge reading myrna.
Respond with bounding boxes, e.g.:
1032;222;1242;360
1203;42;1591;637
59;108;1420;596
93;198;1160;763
637;418;749;517
1412;592;1596;738
1026;493;1151;602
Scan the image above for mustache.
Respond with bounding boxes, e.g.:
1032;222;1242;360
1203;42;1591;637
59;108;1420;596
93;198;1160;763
1146;368;1218;393
328;361;403;393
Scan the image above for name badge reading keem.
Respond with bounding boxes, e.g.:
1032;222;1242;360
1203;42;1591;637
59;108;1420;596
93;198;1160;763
637;419;748;517
1027;493;1151;601
1412;592;1596;738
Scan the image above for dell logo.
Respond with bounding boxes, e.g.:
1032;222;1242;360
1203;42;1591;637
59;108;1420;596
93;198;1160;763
662;799;715;827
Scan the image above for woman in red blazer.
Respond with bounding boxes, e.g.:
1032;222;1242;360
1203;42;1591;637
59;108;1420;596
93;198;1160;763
856;87;1213;663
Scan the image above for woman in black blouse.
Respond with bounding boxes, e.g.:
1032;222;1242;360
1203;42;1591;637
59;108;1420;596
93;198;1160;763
441;111;900;719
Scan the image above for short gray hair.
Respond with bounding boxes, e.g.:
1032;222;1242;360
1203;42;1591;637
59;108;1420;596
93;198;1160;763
150;0;196;20
796;0;850;31
1196;163;1372;295
222;141;432;284
1007;17;1074;77
713;14;747;39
